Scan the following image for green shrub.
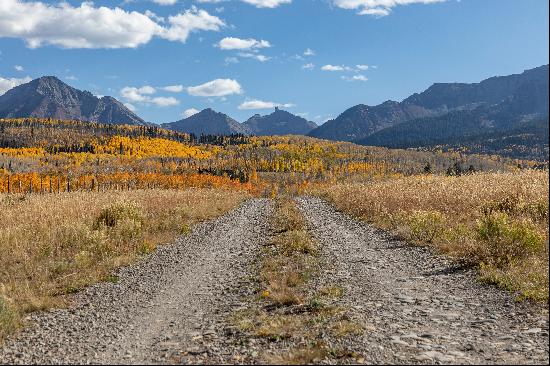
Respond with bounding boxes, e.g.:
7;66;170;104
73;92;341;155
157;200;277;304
476;212;544;267
180;224;191;235
407;210;446;243
280;230;317;255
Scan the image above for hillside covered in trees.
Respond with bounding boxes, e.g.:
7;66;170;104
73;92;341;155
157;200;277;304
0;118;537;195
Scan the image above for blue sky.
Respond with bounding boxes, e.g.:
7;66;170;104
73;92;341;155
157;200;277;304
0;0;548;124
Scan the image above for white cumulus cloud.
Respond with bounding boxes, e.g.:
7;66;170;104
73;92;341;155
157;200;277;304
182;108;200;118
240;0;291;8
121;86;157;103
0;75;32;95
161;85;184;92
187;79;243;97
0;1;224;49
120;85;179;107
160;7;225;42
218;37;271;50
151;96;179;106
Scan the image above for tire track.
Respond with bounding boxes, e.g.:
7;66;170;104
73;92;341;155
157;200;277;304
0;199;271;365
296;196;549;365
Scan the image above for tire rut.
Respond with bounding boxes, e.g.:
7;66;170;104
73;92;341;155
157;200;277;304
296;197;549;365
0;198;271;365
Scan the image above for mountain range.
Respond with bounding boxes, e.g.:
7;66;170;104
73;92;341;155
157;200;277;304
0;66;547;160
311;65;548;144
161;107;318;136
0;76;145;125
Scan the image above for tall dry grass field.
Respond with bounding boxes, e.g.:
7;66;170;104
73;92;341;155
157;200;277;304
316;171;549;301
0;188;247;339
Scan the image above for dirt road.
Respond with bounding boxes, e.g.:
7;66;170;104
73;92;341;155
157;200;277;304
1;197;548;364
0;199;271;364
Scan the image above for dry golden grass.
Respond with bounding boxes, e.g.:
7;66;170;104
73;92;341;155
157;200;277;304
229;196;363;364
0;188;247;339
265;343;329;365
331;320;363;337
315;170;549;301
259;197;318;307
319;286;345;299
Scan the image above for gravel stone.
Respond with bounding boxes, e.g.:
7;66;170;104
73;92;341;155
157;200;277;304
295;196;549;365
0;199;271;365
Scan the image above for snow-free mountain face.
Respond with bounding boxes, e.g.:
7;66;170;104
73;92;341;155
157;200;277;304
162;107;317;137
0;76;146;125
308;101;434;142
309;65;549;144
243;107;317;136
162;108;251;136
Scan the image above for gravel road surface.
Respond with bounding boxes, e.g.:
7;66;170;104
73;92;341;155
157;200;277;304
0;199;271;365
296;197;549;365
1;197;548;365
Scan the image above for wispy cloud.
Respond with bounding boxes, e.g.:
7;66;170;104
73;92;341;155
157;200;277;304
218;37;271;50
342;74;368;82
331;0;446;16
238;52;271;62
238;99;295;110
161;85;184;92
197;0;291;8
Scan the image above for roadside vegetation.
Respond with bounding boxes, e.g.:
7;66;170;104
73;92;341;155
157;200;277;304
1;118;530;197
230;197;363;364
0;188;247;339
1;118;548;342
315;170;549;302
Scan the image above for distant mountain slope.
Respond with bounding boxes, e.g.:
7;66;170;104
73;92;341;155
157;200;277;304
243;107;317;136
309;65;549;144
308;101;434;141
358;66;549;154
162;108;251;136
450;117;549;161
0;76;145;125
403;65;549;113
407;116;548;162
